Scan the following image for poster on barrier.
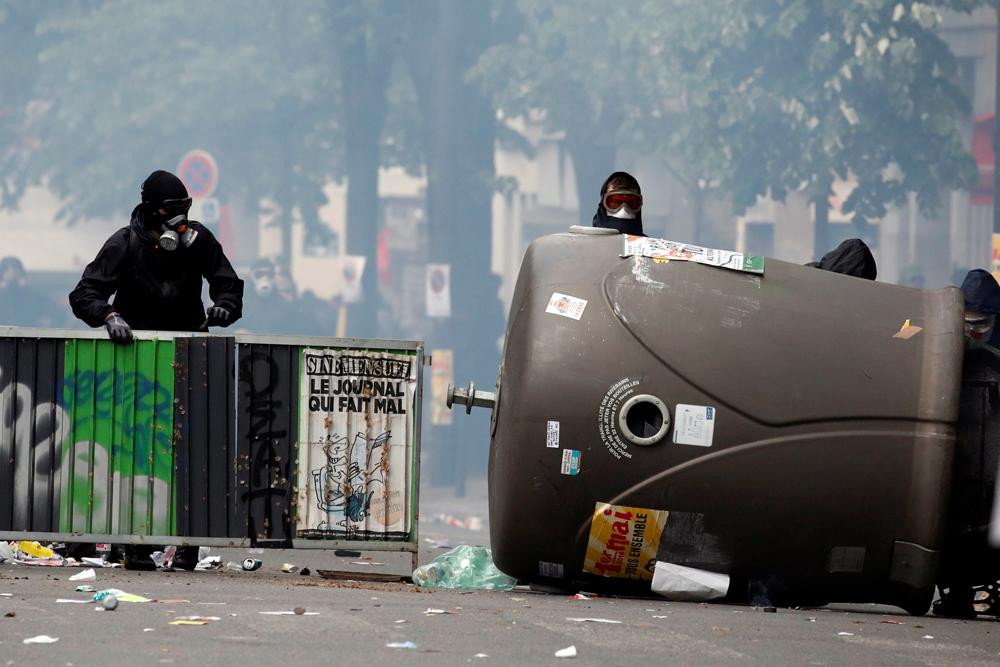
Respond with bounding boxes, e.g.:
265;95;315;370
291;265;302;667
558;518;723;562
297;347;418;541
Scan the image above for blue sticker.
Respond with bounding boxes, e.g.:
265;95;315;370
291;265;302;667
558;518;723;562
706;406;714;420
561;449;581;475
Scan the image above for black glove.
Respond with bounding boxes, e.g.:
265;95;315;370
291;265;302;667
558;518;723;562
206;306;232;327
104;312;133;344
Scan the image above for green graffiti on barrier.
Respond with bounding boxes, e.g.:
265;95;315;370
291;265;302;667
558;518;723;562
59;339;176;536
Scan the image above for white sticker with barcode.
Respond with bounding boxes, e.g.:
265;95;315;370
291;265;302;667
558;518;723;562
546;292;588;320
672;404;715;447
546;420;560;448
539;561;564;578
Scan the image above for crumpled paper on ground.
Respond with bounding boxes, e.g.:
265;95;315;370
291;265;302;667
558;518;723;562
650;561;729;601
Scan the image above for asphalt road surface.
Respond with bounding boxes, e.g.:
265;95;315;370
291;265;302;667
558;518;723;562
1;484;999;665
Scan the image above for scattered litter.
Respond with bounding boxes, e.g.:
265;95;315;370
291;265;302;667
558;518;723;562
198;547;211;560
93;589;151;603
300;568;311;576
807;617;817;623
474;654;489;658
281;563;298;574
0;593;12;597
17;541;55;559
81;557;113;568
880;619;904;625
555;645;577;659
4;611;15;617
509;597;524;602
424;608;452;615
922;635;934;640
170;620;207;626
156;599;191;605
242;558;262;571
173;616;220;622
56;598;91;604
394;619;407;624
102;596;119;611
0;541;15;561
411;545;516;591
194;556;222;572
151;547;176;570
571;593;591;601
23;635;59;644
837;632;854;637
434;513;484;531
294;607;306;616
143;628;155;633
69;569;96;582
258;611;320;616
652;615;670;619
350;561;385;567
423;537;451;550
566;617;621;624
75;585;96;593
651;561;729;601
386;641;417;650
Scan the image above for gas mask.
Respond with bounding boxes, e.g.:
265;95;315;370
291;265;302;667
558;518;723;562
602;188;642;220
152;198;195;251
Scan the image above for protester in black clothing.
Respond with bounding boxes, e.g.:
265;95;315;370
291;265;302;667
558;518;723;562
68;170;244;570
0;256;64;327
69;170;243;341
806;238;877;280
592;171;644;236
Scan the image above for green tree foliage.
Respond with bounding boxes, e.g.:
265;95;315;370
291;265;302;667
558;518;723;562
474;0;986;250
0;0;341;254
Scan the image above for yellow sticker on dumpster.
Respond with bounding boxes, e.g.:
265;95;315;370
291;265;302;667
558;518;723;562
583;502;668;580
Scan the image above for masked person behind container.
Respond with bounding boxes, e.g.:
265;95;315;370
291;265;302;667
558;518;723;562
68;170;244;570
592;171;644;237
806;238;877;280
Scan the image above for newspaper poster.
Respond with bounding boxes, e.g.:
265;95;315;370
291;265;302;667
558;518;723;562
297;348;418;541
621;235;765;274
583;502;669;580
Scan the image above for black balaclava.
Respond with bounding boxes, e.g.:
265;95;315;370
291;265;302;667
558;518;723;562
592;171;644;236
806;238;877;280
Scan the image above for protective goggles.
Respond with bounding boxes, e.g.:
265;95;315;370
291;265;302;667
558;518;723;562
155;197;193;218
602;189;642;214
964;310;996;341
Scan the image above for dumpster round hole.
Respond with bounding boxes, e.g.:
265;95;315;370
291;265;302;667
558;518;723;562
618;394;670;446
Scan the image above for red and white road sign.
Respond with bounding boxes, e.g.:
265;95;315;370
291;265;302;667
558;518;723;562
177;149;218;199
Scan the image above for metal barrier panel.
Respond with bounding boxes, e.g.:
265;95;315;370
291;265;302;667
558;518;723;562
0;330;422;560
60;338;176;535
0;337;65;532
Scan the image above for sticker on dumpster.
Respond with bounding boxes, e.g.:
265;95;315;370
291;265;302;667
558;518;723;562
538;561;564;578
672;404;715;447
893;319;923;340
561;449;581;475
546;421;560;448
584;502;668;580
298;348;418;541
620;235;765;274
546;292;588;320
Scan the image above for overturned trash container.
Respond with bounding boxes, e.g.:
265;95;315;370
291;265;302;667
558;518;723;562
451;227;964;615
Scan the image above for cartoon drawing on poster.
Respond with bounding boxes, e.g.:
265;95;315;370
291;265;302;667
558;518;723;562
298;348;416;540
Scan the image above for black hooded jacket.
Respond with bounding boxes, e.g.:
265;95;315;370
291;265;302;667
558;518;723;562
808;239;877;280
961;269;1000;314
592;171;644;236
69;206;244;331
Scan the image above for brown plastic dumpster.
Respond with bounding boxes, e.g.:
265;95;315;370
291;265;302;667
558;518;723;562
482;227;963;614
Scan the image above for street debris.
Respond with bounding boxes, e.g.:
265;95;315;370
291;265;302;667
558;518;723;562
474;653;489;658
143;628;155;632
258;610;320;616
300;568;311;576
69;568;96;582
170;620;208;626
156;599;191;604
170;615;220;625
650;561;730;601
194;555;222;571
411;545;516;591
922;635;935;639
281;563;298;573
554;645;577;658
0;593;12;597
423;608;453;615
837;632;854;636
75;585;97;592
423;537;452;550
81;557;115;568
56;598;91;604
23;635;59;644
433;513;484;531
571;593;592;600
880;619;904;625
102;596;119;611
4;611;15;618
395;619;407;624
151;547;176;569
294;607;306;615
93;589;151;603
386;641;417;649
350;561;385;566
566;617;621;624
242;558;262;571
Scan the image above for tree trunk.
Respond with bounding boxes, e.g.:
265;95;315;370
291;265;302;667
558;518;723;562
813;195;830;261
341;28;393;338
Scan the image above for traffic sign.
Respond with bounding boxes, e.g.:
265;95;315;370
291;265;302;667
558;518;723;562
177;149;218;199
